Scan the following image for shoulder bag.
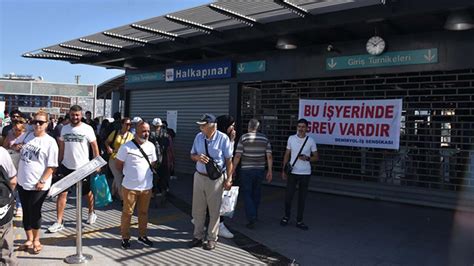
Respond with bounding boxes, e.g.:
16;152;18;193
284;136;308;175
131;139;158;177
204;139;224;180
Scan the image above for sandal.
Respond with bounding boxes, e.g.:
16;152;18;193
32;242;43;255
280;216;289;226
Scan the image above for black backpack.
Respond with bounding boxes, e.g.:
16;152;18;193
0;166;13;226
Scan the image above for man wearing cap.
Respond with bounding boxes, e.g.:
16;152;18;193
189;113;233;251
130;117;142;135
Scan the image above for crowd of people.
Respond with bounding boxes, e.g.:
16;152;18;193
0;106;319;260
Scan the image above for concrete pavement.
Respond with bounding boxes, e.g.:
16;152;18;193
13;173;474;265
13;194;264;265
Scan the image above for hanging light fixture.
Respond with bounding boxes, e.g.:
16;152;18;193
276;37;297;50
444;10;474;31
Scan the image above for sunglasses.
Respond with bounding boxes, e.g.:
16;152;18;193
32;120;47;126
13;121;25;124
123;123;131;126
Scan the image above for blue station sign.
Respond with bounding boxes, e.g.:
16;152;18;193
165;61;232;82
326;48;438;71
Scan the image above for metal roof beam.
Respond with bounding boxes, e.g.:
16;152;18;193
59;44;102;54
165;15;216;35
22;53;80;61
130;24;181;42
208;3;258;27
79;38;123;50
41;48;85;58
102;31;148;46
273;0;309;18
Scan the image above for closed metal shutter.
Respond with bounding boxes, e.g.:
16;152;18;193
129;85;230;174
241;69;474;209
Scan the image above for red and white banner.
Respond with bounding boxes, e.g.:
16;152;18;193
299;99;402;150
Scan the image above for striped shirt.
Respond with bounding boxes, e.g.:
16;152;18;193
235;132;272;169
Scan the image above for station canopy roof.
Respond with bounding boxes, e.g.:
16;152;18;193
24;0;474;70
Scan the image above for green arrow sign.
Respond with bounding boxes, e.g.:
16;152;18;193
326;48;438;71
126;72;164;83
237;60;266;74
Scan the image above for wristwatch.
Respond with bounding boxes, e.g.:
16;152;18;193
39;179;46;184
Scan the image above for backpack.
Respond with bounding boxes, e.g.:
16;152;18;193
0;166;13;226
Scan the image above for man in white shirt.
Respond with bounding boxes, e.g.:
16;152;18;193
116;121;157;249
48;105;100;233
280;118;318;231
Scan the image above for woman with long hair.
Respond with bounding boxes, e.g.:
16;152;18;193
16;110;58;254
3;117;28;217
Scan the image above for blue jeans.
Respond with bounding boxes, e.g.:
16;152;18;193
240;169;265;223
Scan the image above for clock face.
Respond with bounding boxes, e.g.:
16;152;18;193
366;36;386;55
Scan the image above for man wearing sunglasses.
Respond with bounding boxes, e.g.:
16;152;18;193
48;105;100;233
1;110;23;145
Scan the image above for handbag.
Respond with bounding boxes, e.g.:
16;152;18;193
220;186;239;218
131;139;158;179
284;136;309;175
204;139;224;180
91;173;112;208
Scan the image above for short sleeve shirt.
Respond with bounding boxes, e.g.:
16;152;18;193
0;147;17;179
60;123;96;169
190;130;232;174
107;130;134;159
235;132;272;169
286;135;317;175
116;140;157;191
17;134;59;190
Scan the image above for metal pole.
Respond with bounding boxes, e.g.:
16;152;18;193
92;85;97;118
64;181;93;264
76;181;82;257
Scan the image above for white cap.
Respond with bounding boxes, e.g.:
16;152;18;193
152;118;163;126
131;116;142;123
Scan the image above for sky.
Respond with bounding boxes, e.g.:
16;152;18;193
0;0;211;85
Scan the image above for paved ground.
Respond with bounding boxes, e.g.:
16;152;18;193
13;173;474;265
13;193;264;265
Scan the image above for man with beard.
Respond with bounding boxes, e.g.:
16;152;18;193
115;121;157;249
48;105;100;233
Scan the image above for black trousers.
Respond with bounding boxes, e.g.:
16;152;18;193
17;186;48;230
284;174;310;222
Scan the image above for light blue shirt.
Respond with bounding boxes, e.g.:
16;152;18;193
191;130;232;174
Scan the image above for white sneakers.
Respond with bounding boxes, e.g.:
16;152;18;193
218;222;234;239
48;222;64;233
87;212;97;225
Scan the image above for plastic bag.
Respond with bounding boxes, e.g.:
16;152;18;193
220;186;239;218
91;174;112;208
